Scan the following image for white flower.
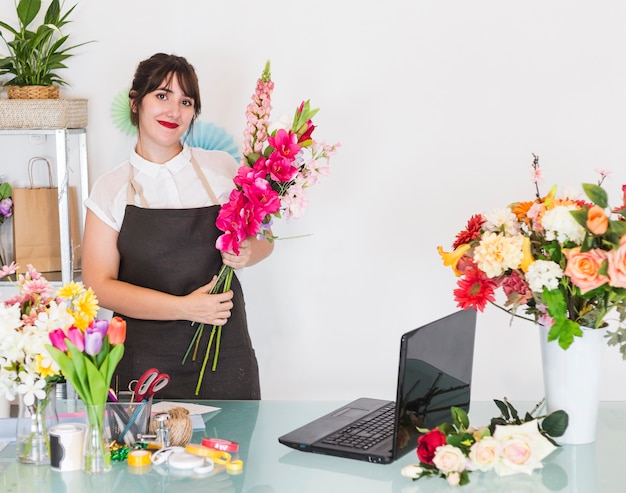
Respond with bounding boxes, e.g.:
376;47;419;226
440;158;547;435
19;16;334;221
468;436;499;471
493;420;556;477
525;260;563;292
473;232;524;278
483;208;521;236
268;113;292;134
16;372;47;406
433;444;467;474
400;464;424;479
542;205;586;245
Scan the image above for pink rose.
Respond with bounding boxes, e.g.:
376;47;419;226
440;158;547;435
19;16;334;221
563;247;609;294
586;205;608;235
607;237;626;288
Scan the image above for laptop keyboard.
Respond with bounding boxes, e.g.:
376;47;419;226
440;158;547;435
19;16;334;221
320;403;395;450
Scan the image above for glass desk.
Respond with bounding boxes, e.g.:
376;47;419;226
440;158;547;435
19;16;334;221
0;400;624;492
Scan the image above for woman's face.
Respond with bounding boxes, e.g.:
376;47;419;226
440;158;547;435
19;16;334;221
134;75;195;152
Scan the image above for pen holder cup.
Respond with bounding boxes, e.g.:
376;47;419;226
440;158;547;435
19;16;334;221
106;395;153;445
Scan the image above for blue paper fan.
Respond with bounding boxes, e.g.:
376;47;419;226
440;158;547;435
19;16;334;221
111;88;137;136
184;120;240;161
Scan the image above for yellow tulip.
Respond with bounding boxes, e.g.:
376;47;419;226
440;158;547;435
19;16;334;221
437;244;471;276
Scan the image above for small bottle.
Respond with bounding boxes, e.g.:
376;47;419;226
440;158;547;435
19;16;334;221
154;413;171;449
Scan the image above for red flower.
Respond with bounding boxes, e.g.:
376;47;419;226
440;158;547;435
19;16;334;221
452;214;485;249
453;267;497;312
417;428;447;465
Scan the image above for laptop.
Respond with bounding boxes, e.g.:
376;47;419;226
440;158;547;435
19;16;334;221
278;309;477;464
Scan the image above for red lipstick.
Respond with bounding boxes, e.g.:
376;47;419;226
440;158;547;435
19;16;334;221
158;120;179;129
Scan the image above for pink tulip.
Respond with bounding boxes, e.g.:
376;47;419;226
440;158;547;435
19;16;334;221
49;329;67;352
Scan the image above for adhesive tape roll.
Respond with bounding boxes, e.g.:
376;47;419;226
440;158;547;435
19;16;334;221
128;450;152;467
185;444;231;464
168;451;205;470
202;437;240;453
226;459;244;474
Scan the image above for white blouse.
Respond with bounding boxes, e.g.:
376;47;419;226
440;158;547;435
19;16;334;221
86;145;239;232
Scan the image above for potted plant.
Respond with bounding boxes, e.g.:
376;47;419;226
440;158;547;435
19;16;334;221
0;0;91;99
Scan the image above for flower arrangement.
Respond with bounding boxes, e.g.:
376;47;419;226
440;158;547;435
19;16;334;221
401;399;567;486
437;156;626;356
0;262;125;406
183;61;338;394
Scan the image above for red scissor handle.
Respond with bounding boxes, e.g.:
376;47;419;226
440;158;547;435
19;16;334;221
135;368;170;401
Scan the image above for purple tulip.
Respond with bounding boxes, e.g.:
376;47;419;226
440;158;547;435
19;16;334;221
84;326;104;356
91;319;109;338
67;326;85;351
49;329;67;352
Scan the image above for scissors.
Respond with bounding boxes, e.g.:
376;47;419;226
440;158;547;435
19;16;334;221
129;368;170;402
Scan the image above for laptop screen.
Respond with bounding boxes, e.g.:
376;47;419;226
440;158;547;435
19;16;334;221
392;309;477;459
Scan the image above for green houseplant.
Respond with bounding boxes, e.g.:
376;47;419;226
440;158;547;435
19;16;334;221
0;0;90;98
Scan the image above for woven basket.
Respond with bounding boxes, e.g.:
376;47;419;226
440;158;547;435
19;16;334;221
6;85;60;100
0;99;88;129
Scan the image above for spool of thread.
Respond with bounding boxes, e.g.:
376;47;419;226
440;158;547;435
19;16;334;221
150;407;192;446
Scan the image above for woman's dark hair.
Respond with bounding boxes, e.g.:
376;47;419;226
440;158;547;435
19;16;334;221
128;53;201;130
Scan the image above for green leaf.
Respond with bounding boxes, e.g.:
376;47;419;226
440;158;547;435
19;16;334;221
46;343;88;403
542;288;568;321
451;406;469;430
569;208;588;228
541;410;569;437
17;0;41;29
84;357;107;407
582;183;608;208
494;399;510;420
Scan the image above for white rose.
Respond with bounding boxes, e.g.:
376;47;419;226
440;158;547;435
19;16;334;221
433;444;467;474
400;463;424;479
493;420;557;477
468;436;499;471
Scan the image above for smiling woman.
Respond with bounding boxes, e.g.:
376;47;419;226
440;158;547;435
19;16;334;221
80;53;274;400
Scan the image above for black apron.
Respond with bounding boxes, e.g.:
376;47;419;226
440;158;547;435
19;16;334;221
112;156;260;400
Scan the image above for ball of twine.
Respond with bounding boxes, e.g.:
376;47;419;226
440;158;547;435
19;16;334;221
150;407;193;447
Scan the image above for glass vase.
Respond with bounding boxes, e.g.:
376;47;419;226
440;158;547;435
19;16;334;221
16;384;59;465
83;403;112;474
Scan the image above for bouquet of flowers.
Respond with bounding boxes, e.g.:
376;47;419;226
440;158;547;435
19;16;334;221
437;156;626;356
183;61;338;394
401;399;567;486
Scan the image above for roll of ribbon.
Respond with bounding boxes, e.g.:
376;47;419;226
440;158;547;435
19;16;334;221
202;437;240;453
185;443;231;464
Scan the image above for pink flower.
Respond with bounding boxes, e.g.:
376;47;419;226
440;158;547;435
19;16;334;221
268;129;301;160
67;326;85;351
49;329;67;352
607;236;626;288
563;247;609;294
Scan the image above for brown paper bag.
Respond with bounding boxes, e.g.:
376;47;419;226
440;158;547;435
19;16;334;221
13;157;81;273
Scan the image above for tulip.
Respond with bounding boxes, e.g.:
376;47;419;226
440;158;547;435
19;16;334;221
67;326;85;351
84;326;104;356
91;319;109;338
49;329;67;352
108;316;127;345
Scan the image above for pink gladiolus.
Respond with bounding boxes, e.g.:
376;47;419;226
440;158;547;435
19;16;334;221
266;153;299;183
49;329;67;352
268;129;301;159
67;326;85;351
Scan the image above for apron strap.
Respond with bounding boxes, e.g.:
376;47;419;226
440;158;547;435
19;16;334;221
127;166;149;207
190;152;220;205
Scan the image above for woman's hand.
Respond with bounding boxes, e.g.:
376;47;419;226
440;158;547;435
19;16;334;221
184;276;234;326
221;236;274;270
221;238;253;270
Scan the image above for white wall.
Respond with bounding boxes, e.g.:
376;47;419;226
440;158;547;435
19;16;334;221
2;0;626;402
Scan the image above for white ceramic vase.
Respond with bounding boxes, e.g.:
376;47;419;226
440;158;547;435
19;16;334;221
538;325;605;445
